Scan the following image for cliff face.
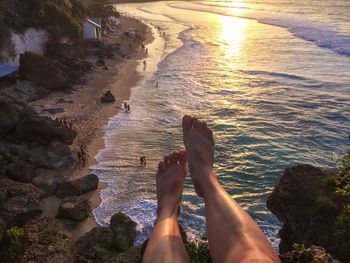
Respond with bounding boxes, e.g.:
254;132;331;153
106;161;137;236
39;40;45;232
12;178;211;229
267;163;350;262
0;0;86;64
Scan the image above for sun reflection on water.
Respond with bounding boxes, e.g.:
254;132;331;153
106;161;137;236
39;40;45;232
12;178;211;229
220;15;247;61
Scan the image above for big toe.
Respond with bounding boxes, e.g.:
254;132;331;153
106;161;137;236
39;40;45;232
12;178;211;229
182;115;193;139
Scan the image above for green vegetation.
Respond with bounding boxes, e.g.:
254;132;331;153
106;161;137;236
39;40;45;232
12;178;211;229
292;243;306;252
185;238;212;263
0;0;86;39
331;151;350;262
4;227;25;263
87;0;119;18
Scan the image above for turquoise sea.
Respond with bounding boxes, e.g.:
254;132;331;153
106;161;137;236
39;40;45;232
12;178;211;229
92;0;350;249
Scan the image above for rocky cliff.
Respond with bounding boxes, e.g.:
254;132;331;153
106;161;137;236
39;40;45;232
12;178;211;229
267;160;350;262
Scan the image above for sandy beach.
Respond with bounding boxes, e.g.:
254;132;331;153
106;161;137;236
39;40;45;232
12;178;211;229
31;15;159;239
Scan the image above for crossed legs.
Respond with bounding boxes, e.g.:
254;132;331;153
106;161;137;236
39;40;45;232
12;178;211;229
142;115;280;263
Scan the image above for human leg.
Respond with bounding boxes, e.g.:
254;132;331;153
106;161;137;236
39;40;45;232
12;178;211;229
182;115;280;263
142;150;189;263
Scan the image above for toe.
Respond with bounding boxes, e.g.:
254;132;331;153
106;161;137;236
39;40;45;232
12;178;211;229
178;150;187;168
157;160;165;173
193;117;201;131
163;153;172;166
169;151;180;164
182;115;193;134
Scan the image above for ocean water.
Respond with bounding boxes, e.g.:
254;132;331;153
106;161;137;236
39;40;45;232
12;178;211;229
92;0;350;250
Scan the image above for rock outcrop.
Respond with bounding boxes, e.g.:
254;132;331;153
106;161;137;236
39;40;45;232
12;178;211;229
100;90;115;103
0;99;19;138
19;52;71;91
19;217;75;263
58;196;90;221
5;160;34;183
56;174;99;198
110;212;137;252
0;180;42;227
32;169;66;197
12;107;76;145
76;212;138;262
280;246;341;263
267;164;343;259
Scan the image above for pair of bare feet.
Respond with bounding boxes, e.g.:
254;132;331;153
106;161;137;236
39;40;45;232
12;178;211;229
156;115;215;218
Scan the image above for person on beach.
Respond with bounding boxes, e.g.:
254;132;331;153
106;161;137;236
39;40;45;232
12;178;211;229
142;115;280;263
127;104;130;113
140;156;147;167
143;60;147;70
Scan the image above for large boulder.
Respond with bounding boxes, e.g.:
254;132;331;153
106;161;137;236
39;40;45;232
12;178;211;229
56;174;98;198
100;90;115;103
32;169;66;197
28;141;73;168
5;160;34;183
0;180;7;201
280;246;341;263
18;217;75;263
0;218;6;243
76;212;137;261
110;212;137;252
12;108;76;145
267;164;340;253
0;99;19;138
19;52;72;91
0;180;42;227
0;155;6;179
58;196;90;221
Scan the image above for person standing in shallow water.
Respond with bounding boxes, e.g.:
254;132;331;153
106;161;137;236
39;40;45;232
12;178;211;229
142;115;280;263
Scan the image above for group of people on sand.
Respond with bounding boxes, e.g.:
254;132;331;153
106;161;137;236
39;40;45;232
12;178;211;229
55;116;73;130
142;115;281;263
123;101;131;113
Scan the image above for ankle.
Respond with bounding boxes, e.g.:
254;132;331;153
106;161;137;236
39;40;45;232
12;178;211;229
157;204;180;220
200;171;221;198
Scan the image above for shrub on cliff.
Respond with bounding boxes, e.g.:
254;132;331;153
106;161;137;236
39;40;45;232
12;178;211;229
0;0;86;39
44;1;82;38
87;0;119;18
2;227;25;263
185;238;211;263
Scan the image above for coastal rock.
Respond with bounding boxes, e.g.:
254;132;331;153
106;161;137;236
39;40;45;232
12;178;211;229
56;174;98;198
100;90;115;103
19;52;72;91
0;180;42;227
5;160;34;183
0;99;19;138
76;212;137;261
96;59;106;66
76;227;116;254
115;246;142;263
267;164;339;253
0;180;7;201
280;246;341;263
78;173;99;194
0;155;6;179
0;218;6;243
13;107;77;145
19;217;75;263
28;141;73;169
32;169;66;197
110;212;137;252
58;196;90;221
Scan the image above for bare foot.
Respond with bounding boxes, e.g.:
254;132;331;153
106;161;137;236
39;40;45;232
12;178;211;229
156;150;187;218
182;115;215;197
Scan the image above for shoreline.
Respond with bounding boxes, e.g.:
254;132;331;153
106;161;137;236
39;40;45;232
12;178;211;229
36;15;164;240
